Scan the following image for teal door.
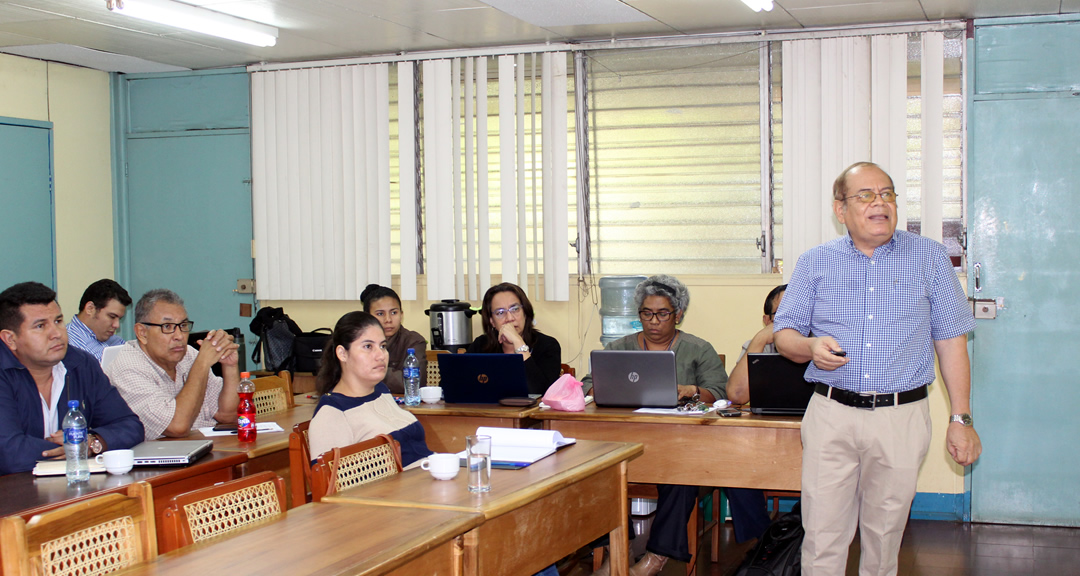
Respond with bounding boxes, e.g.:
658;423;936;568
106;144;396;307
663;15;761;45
968;96;1080;526
0;118;54;288
124;133;255;350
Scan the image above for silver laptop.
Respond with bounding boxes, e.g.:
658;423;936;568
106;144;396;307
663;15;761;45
131;440;213;466
590;350;679;408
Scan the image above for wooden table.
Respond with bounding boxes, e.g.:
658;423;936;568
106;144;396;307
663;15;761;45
405;402;542;454
0;450;246;559
325;439;643;576
533;406;803;490
115;502;484;576
190;404;315;508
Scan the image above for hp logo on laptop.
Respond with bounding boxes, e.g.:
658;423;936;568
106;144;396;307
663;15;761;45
627;371;640;383
477;374;489;384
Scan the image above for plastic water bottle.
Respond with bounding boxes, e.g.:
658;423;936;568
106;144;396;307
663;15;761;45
237;372;257;442
63;400;89;483
404;348;421;406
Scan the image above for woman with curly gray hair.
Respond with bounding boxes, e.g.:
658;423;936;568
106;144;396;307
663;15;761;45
586;274;727;576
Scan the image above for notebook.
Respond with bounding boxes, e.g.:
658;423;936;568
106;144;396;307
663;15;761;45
131;439;213;466
590;349;679;408
438;353;530;404
455;426;576;469
747;353;815;415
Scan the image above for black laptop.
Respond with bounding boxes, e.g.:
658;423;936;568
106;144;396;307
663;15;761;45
438;353;530;404
747;353;815;415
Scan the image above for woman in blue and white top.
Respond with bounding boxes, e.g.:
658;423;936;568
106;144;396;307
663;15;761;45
307;311;432;467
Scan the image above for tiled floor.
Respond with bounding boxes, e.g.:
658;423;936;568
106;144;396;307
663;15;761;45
565;520;1080;576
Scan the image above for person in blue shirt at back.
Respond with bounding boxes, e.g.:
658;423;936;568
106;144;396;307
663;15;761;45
66;278;132;362
0;281;143;475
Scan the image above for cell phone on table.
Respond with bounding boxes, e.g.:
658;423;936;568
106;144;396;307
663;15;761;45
212;422;238;432
718;407;743;417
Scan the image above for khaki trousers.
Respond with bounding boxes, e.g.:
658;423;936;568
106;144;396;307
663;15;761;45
800;393;931;576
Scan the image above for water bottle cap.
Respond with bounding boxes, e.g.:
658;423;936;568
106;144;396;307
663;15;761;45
241;372;251;378
68;400;79;410
407;348;415;354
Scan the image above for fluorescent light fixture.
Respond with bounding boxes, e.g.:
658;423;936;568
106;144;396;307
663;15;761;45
107;0;278;47
740;0;774;12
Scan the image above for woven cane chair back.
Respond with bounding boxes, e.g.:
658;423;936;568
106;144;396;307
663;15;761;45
252;372;294;416
161;471;286;550
425;349;448;387
0;482;156;576
310;434;403;502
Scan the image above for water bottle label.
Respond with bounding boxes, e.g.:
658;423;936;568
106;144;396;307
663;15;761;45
405;367;419;380
65;428;86;444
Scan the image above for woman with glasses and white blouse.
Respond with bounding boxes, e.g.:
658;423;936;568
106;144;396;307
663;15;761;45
583;274;728;576
465;282;562;395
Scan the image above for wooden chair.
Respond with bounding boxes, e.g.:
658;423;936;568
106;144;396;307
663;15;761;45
252;371;294;416
0;482;157;576
288;420;312;508
764;490;800;519
161;471;286;550
560;363;576;378
309;434;403;502
425;349;449;387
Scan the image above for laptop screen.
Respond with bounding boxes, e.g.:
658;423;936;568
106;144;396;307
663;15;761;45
438;353;530;404
590;350;678;408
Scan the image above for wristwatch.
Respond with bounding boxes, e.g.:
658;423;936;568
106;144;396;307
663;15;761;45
515;344;530;354
88;433;105;456
950;413;973;427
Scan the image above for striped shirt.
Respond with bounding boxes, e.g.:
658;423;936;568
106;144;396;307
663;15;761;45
773;230;975;394
67;316;124;362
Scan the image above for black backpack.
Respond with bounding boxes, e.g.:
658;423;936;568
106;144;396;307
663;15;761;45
249;307;302;372
733;502;804;576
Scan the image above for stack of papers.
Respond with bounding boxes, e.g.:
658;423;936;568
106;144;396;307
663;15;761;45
33;459;106;476
197;422;286;437
456;426;576;468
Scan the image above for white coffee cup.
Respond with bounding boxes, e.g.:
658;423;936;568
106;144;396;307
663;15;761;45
420;453;459;480
95;449;134;475
420;386;443;404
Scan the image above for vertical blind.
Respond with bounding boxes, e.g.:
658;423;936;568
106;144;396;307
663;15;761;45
250;54;571;302
251;64;391;300
781;31;949;277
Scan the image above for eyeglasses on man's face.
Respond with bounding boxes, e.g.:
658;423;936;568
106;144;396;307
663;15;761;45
844;189;897;204
493;304;523;320
141;320;195;334
639;309;674;322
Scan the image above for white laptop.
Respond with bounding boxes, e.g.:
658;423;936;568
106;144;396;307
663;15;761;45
590;350;679;408
100;345;124;370
131;440;213;466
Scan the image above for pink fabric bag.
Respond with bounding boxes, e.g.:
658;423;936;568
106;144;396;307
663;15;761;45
542;373;586;412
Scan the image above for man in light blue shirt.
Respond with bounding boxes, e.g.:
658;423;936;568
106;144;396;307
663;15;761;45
67;279;132;362
774;162;981;576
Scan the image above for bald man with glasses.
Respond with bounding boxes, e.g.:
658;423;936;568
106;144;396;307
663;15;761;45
773;162;980;576
106;289;240;441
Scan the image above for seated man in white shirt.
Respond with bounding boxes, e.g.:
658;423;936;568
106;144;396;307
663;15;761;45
66;279;132;362
107;289;240;441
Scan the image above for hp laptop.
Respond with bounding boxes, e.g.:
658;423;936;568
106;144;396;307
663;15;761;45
590;350;679;408
131;439;213;466
438;353;530;404
747;353;815;415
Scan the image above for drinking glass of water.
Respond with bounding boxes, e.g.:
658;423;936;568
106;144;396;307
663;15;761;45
466;435;492;493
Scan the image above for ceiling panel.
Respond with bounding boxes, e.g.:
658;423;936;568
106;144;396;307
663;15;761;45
376;6;559;49
1063;0;1080;13
628;0;802;33
782;0;931;28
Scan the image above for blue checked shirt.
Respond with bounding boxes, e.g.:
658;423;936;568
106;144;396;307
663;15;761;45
67;315;125;362
773;230;975;394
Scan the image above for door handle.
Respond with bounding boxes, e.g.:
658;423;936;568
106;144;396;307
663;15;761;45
973;262;982;293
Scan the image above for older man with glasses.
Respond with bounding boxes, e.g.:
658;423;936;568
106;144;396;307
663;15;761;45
106;289;240;441
774;162;980;576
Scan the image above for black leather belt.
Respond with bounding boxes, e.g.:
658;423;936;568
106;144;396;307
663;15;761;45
814;383;928;410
